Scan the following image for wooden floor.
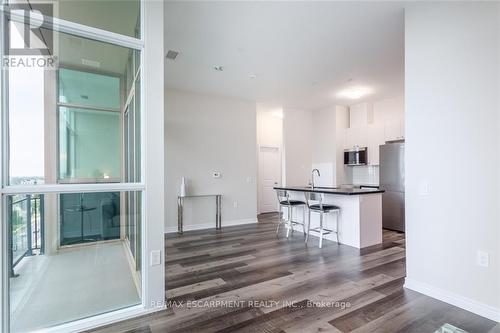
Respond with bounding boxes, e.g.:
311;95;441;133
89;213;498;333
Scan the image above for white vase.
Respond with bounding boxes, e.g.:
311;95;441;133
180;177;186;197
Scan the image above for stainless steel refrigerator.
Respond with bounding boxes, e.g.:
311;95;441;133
379;143;405;232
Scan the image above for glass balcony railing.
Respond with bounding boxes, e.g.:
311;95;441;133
10;194;44;276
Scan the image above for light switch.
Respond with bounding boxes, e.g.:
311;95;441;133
150;250;162;266
477;251;489;267
418;181;429;196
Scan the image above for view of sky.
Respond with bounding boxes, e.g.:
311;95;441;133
9;65;45;179
8;21;46;180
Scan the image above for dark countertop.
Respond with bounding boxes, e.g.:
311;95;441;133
353;184;380;189
274;186;384;195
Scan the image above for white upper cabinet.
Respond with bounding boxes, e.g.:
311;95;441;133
373;96;405;142
366;124;385;165
344;96;405;156
384;114;405;141
345;102;373;150
345;126;367;148
349;102;373;128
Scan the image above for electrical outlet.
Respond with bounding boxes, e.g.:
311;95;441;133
150;250;161;266
477;251;489;267
233;201;238;208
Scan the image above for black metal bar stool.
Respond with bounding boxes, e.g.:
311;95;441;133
276;190;306;238
304;192;340;248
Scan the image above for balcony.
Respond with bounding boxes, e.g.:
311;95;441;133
9;193;141;332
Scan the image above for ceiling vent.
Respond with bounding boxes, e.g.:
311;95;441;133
166;50;179;61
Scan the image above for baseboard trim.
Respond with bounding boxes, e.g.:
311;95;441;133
42;305;162;333
404;278;500;322
164;218;258;234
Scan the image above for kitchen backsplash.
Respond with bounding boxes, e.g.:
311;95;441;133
344;165;379;185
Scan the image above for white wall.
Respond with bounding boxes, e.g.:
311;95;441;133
283;106;347;187
336;106;349;186
257;106;283;147
373;95;404;124
405;2;500;320
312;107;337;187
165;89;258;231
144;0;166;310
283;108;313;186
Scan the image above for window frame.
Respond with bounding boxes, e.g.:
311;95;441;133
1;10;145;192
0;1;156;332
56;65;123;184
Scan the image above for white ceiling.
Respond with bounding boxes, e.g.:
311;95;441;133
164;1;405;110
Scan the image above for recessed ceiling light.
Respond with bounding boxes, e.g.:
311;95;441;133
271;110;283;119
248;73;257;79
337;86;373;99
213;65;224;72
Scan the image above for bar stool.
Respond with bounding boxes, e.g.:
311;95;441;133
304;192;340;248
276;190;306;238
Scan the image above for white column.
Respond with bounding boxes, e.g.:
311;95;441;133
143;0;165;310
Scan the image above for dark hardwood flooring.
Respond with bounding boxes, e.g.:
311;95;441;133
88;213;498;333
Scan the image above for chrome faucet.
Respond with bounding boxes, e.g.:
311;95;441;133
311;169;321;188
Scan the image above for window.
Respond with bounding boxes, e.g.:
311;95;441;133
58;68;121;182
1;4;146;332
7;29;141;186
30;0;141;38
58;107;121;182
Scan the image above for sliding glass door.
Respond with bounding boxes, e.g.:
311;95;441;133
124;50;141;272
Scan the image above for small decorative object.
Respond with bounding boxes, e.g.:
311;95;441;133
180;177;186;197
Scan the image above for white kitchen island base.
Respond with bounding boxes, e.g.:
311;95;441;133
281;190;382;249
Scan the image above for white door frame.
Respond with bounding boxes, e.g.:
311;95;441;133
257;144;282;214
0;1;165;332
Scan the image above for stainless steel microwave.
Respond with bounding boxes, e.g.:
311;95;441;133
344;147;368;166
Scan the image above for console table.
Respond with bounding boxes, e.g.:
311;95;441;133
177;194;222;234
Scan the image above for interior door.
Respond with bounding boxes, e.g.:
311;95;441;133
259;146;281;214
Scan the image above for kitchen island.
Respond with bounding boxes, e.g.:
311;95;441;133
274;186;384;249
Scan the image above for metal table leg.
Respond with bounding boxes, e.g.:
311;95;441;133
216;195;222;230
177;196;184;234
